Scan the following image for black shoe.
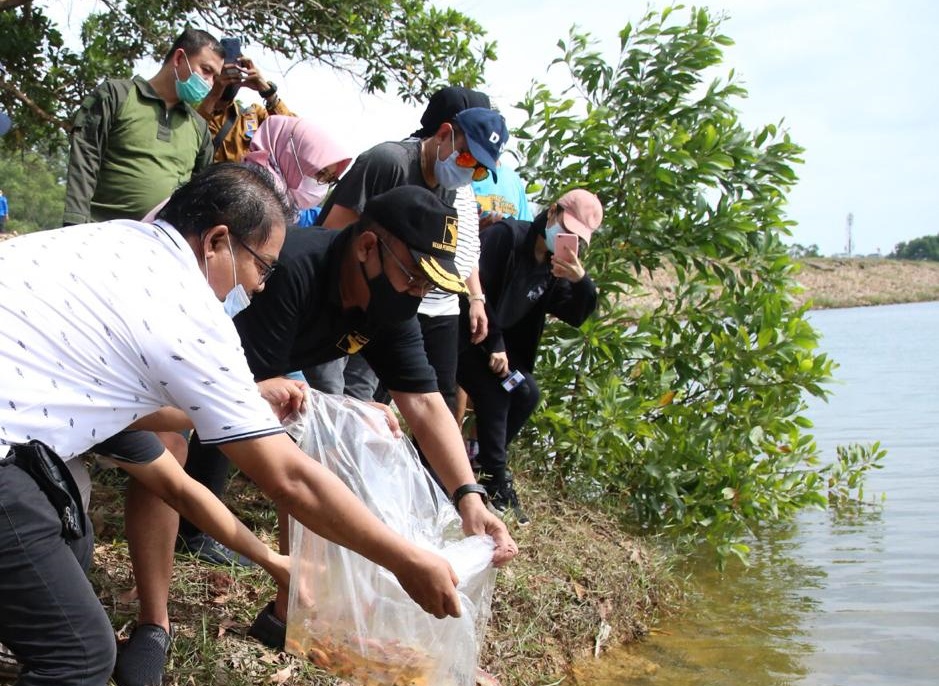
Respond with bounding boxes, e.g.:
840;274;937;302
0;642;20;680
247;601;286;650
113;624;172;686
176;532;255;567
489;476;531;526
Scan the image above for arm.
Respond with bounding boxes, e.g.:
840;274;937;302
222;433;463;618
63;81;119;225
465;268;488;344
117;449;291;593
390;390;518;566
319;203;360;229
546;249;599;327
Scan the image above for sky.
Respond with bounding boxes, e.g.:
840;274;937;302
47;0;939;256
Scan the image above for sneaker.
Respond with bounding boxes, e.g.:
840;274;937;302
113;624;173;686
488;476;531;527
247;601;286;650
0;642;20;680
176;532;255;568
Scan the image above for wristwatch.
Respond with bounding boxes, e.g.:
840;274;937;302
258;82;278;99
468;293;486;303
451;483;489;510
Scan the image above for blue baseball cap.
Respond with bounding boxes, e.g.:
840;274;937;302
454;107;508;178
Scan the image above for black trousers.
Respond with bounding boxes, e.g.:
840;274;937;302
418;313;459;413
0;453;115;685
455;346;540;489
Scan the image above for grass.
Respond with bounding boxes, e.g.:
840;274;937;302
2;464;677;686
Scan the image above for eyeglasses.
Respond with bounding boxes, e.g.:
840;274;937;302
289;136;337;187
451;129;490;182
378;239;433;294
237;239;277;284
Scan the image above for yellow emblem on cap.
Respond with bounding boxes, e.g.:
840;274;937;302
432;215;459;254
418;255;469;295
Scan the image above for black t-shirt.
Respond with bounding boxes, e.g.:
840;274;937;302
233;227;438;394
317;139;453;222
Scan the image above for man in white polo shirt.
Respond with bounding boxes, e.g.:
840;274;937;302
0;164;467;686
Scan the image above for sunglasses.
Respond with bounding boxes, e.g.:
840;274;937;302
450;129;490;182
238;239;277;284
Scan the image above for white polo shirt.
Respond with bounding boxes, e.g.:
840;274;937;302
0;219;282;461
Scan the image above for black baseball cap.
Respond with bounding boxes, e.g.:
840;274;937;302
363;186;467;294
412;86;491;138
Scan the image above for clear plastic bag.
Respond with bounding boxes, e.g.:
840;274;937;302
285;391;496;686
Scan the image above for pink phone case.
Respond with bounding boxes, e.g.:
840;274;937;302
555;233;579;258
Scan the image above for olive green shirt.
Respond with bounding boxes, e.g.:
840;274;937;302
63;75;213;225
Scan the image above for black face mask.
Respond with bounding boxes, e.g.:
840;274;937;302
360;255;421;324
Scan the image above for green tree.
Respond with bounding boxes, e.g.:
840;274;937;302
788;243;820;258
0;0;495;152
890;234;939;261
513;6;843;561
0;148;66;233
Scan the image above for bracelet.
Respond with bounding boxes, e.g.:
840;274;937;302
258;82;277;99
451;483;489;510
468;293;486;303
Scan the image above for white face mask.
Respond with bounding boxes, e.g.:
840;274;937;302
203;233;252;318
222;283;251;318
289;176;328;210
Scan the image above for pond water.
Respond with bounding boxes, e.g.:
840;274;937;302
575;301;939;685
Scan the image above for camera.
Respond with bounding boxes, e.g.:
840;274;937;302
500;369;525;393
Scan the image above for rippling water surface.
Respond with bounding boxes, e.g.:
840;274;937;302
576;301;939;686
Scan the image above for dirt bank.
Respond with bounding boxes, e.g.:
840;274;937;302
793;257;939;309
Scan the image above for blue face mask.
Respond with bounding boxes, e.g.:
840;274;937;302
545;222;564;254
174;53;211;105
434;130;476;190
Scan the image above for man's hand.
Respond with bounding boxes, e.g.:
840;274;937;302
457;494;519;567
469;299;489;344
550;246;586;283
365;401;403;438
256;377;307;421
238;58;270;93
488;351;509;377
391;547;462;618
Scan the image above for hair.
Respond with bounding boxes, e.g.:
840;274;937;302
162;28;223;63
156;163;292;246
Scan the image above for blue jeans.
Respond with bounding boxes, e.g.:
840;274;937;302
0;454;115;685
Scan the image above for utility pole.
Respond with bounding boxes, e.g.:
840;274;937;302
845;212;854;257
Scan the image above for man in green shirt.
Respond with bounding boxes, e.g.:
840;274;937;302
63;28;223;225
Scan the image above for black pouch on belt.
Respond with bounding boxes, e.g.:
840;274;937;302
12;441;87;541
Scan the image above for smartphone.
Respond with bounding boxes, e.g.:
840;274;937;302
220;37;243;78
555;233;579;259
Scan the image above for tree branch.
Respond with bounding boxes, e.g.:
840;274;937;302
0;0;32;11
0;75;71;131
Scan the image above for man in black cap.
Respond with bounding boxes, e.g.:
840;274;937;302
236;184;518;648
125;185;518;660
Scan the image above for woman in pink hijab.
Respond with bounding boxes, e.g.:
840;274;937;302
143;115;351;222
243;114;352;212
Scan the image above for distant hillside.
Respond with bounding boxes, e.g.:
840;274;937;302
628;257;939;312
792;258;939;309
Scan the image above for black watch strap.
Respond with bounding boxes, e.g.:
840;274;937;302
451;483;489;510
258;82;277;99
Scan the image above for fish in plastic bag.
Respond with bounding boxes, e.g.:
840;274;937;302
284;391;497;686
